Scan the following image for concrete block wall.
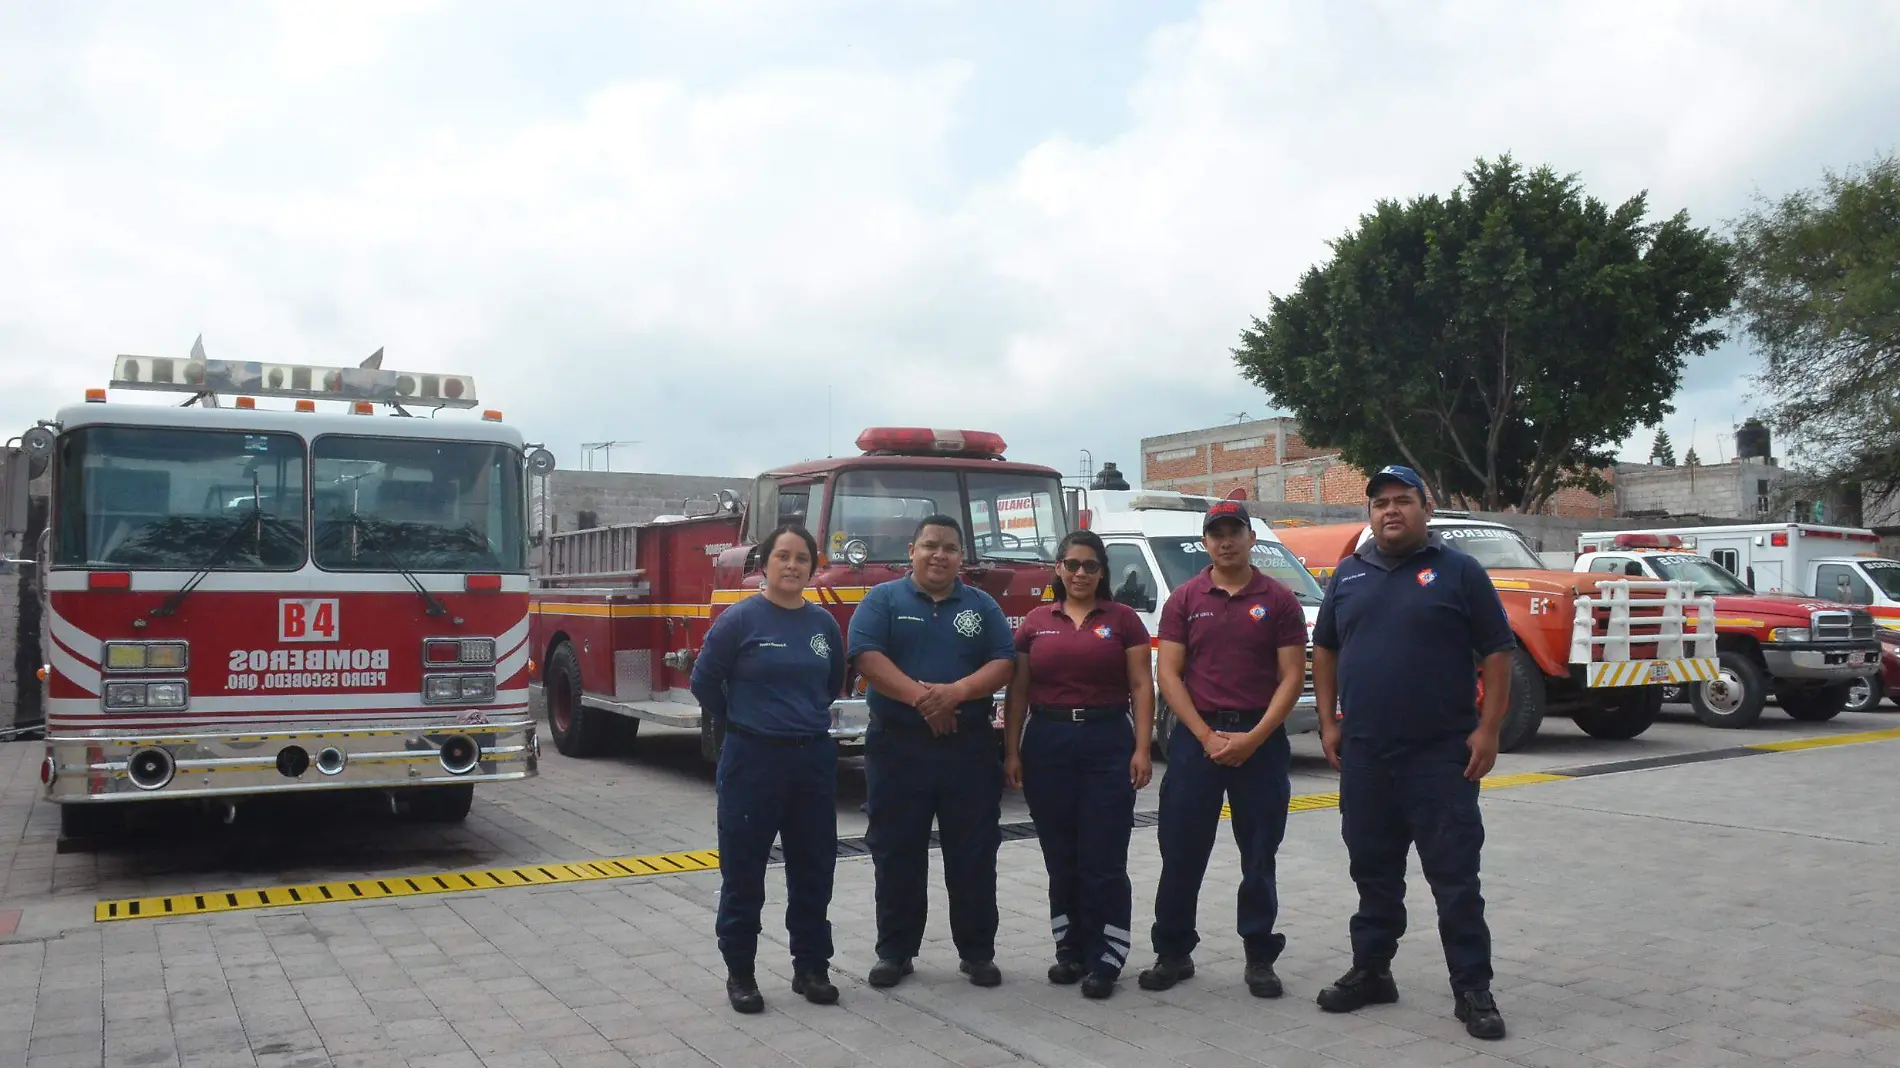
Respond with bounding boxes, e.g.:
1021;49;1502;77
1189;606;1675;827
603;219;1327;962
1615;459;1783;520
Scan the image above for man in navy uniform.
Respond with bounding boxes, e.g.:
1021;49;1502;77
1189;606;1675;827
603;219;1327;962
848;514;1017;989
1310;465;1514;1040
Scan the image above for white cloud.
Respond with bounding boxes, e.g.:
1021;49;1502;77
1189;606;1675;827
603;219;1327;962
2;0;1896;485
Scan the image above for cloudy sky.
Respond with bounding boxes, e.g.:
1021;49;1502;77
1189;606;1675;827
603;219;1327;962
4;0;1898;484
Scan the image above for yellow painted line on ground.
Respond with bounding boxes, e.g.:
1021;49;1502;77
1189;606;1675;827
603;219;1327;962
94;849;721;923
1746;726;1900;753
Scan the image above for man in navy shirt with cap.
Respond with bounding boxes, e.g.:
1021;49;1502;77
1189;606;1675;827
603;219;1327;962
1310;465;1514;1040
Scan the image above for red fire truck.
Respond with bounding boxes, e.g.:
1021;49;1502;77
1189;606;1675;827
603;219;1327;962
530;427;1068;761
0;348;550;838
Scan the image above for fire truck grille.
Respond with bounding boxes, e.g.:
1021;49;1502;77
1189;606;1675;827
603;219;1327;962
1811;609;1876;643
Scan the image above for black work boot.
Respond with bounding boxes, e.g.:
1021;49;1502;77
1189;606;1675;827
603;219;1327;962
959;959;1002;987
1079;971;1116;1000
1244;959;1284;999
1136;956;1195;991
866;957;913;988
792;967;839;1005
1047;957;1085;985
1315;967;1399;1013
726;970;764;1014
1455;989;1506;1040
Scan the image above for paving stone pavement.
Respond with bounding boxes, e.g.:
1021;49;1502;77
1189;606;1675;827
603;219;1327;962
2;730;1898;1067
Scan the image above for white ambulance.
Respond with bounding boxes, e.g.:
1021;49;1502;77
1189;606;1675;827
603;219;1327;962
1076;490;1321;753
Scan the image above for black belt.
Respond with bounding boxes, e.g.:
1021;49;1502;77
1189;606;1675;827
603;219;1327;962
1199;709;1264;730
871;711;993;733
726;723;829;748
1031;705;1128;724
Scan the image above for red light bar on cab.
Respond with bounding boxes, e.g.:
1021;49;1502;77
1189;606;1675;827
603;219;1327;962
856;427;1008;458
110;349;479;410
1612;533;1682;550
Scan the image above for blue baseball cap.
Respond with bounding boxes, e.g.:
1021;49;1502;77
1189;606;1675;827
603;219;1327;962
1366;464;1429;499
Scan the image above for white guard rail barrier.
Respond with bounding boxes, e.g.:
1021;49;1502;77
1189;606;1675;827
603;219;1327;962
1569;579;1719;688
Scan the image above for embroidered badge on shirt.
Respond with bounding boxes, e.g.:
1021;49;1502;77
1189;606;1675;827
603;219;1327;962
1248;603;1267;621
810;633;830;658
1417;568;1437;587
1093;624;1113;639
954;609;984;637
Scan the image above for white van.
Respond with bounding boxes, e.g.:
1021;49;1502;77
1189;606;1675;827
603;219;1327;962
1078;490;1321;752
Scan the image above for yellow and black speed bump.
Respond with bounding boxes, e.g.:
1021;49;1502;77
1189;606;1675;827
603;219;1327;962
94;725;1900;924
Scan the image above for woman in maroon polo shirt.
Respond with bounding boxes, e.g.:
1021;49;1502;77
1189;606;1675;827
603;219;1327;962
1003;530;1155;999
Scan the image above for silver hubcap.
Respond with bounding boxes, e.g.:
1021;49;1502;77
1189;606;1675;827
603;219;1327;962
1849;677;1872;708
1701;670;1746;716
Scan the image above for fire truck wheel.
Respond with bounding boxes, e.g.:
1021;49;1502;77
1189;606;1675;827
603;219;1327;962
1572;687;1660;740
1689;651;1768;728
1497;648;1547;753
405;783;474;823
1777;682;1851;722
59;803;123;841
545;642;609;758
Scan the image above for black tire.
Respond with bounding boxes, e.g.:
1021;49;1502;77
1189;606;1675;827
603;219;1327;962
1572;686;1661;740
1779;682;1851;723
544;642;609;758
59;802;123;840
699;709;726;764
1689;650;1769;728
1845;675;1883;714
1497;647;1547;752
1152;698;1177;760
404;783;474;823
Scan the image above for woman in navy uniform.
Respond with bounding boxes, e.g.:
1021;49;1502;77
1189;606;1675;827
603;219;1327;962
1004;530;1155;999
690;524;847;1014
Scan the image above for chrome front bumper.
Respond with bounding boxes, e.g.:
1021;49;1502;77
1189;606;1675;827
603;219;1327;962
828;699;869;745
43;717;538;804
1285;696;1319;736
1763;643;1883;681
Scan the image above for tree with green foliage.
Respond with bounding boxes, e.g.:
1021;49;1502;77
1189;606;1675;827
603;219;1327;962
1234;155;1735;513
1731;152;1900;503
1649;428;1677;467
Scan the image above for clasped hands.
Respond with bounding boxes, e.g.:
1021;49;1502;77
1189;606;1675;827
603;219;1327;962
1199;728;1263;767
915;680;971;736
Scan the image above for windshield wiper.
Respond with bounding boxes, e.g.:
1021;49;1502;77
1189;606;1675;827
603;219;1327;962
338;513;449;618
151;507;273;619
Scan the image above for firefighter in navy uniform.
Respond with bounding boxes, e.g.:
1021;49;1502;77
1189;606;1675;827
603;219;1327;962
1003;530;1155;1000
1135;500;1307;998
1310;465;1514;1041
690;525;847;1015
847;514;1018;989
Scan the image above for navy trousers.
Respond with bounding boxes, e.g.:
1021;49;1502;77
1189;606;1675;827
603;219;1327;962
1150;722;1291;962
1338;735;1492;993
863;720;1003;963
715;729;838;974
1020;712;1137;978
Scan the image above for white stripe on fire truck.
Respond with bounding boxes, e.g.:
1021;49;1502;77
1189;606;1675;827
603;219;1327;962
47;640;102;697
46;703;531;728
46;571;533;594
47;609;103;667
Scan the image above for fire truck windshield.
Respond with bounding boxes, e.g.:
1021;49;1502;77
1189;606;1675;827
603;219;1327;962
1644;553;1753;596
312;436;525;572
1431;524;1548;570
54;426;307;569
827;468;1068;563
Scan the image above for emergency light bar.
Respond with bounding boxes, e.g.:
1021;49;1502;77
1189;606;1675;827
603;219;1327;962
110;354;480;410
1612;533;1684;550
856;427;1007;458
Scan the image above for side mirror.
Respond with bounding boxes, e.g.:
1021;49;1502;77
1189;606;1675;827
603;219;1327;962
682;498;717;519
0;447;29;558
1746;567;1756;591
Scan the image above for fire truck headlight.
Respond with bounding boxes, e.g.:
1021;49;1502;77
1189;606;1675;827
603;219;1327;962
145;643;189;671
1770;627;1810;643
459;639;496;664
104;682;146;708
424;676;462;704
146;682;187;708
105;645;148;671
459;675;496;701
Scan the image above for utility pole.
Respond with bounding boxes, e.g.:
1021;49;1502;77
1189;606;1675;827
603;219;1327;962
580;441;641;472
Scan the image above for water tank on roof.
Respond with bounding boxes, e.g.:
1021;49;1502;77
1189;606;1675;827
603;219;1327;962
1091;462;1130;491
1736;418;1771;461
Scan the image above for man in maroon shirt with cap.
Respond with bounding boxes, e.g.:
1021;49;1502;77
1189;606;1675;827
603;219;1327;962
1136;500;1308;998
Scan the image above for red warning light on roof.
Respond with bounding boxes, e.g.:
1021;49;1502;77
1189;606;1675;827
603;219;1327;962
1612;533;1683;550
856;427;1007;458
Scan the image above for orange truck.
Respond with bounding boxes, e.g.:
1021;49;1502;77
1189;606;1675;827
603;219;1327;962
1275;515;1716;751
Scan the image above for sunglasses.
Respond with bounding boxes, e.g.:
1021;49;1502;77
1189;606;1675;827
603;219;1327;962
1058;558;1102;574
